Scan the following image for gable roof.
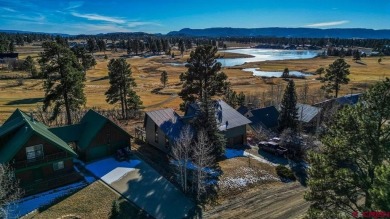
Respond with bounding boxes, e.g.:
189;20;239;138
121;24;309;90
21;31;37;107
49;123;85;143
185;100;252;131
314;93;362;108
236;105;249;115
244;106;279;130
77;109;131;149
145;108;186;140
0;109;77;163
296;103;321;123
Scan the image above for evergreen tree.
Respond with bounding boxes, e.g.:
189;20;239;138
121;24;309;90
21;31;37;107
195;92;226;160
39;42;86;125
353;49;361;61
305;78;390;218
71;47;97;72
105;58;142;119
87;38;97;55
23;56;38;78
282;67;289;78
179;45;229;111
278;80;298;131
8;40;15;53
237;91;246;106
315;67;325;79
224;88;237;108
321;58;350;98
160;70;168;87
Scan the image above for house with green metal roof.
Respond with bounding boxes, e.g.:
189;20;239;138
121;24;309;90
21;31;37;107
0;108;132;195
50;109;131;162
0;109;81;195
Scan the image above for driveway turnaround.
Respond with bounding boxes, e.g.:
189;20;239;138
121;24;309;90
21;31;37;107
86;156;195;219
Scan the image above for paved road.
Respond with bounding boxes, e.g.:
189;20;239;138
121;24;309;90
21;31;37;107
109;155;195;219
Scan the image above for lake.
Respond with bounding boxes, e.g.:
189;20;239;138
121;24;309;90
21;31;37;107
217;48;320;67
242;68;310;78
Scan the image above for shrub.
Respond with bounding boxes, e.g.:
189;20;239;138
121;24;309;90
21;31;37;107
276;165;296;181
109;200;120;219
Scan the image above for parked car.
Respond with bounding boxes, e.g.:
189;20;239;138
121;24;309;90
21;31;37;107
258;141;288;156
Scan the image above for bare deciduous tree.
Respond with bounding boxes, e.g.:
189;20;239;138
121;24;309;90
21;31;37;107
0;164;22;218
192;129;215;201
171;125;193;194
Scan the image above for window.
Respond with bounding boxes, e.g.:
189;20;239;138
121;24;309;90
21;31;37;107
26;144;44;161
154;124;159;143
53;161;64;171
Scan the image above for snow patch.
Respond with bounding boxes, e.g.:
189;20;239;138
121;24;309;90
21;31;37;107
86;157;141;185
219;167;279;190
9;182;85;218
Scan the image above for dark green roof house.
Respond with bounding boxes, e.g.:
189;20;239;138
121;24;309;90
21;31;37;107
50;109;131;162
0;109;81;195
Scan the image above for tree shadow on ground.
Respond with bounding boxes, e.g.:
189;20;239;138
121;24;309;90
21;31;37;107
288;161;308;187
6;98;43;105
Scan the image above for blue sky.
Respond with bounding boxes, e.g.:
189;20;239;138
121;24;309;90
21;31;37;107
0;0;389;34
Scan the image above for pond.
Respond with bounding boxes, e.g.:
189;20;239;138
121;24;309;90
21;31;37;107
217;48;320;67
243;68;310;78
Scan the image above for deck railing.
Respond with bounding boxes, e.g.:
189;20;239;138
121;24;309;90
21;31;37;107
12;152;69;169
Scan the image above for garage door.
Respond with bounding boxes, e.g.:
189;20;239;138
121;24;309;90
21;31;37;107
87;145;109;161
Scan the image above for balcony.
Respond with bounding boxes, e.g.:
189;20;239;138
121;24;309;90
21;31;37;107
22;171;83;196
12;151;70;169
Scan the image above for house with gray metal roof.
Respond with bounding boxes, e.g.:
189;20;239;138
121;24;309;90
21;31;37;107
185;100;252;146
144;100;251;152
144;108;187;153
296;103;321;131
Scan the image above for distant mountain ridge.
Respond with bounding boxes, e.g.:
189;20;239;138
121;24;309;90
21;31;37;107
167;27;390;39
0;29;70;36
2;27;390;39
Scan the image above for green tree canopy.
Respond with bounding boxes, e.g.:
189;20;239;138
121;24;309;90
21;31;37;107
105;58;142;119
23;56;39;78
39;41;86;125
305;78;390;218
178;45;229;111
321;58;350;98
279;80;298;131
160;71;168;87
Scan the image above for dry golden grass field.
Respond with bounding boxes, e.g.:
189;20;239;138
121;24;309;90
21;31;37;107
1;44;389;122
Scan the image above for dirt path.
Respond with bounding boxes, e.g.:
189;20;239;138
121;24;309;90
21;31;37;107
204;183;309;219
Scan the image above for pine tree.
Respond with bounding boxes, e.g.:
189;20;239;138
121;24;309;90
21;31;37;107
23;56;38;78
195;92;226;160
237;92;246;106
305;78;390;217
282;67;289;78
8;40;15;53
105;58;142;119
321;58;350;98
39;42;86;125
178;45;229;111
279;80;298;131
160;71;168;87
87;38;97;55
